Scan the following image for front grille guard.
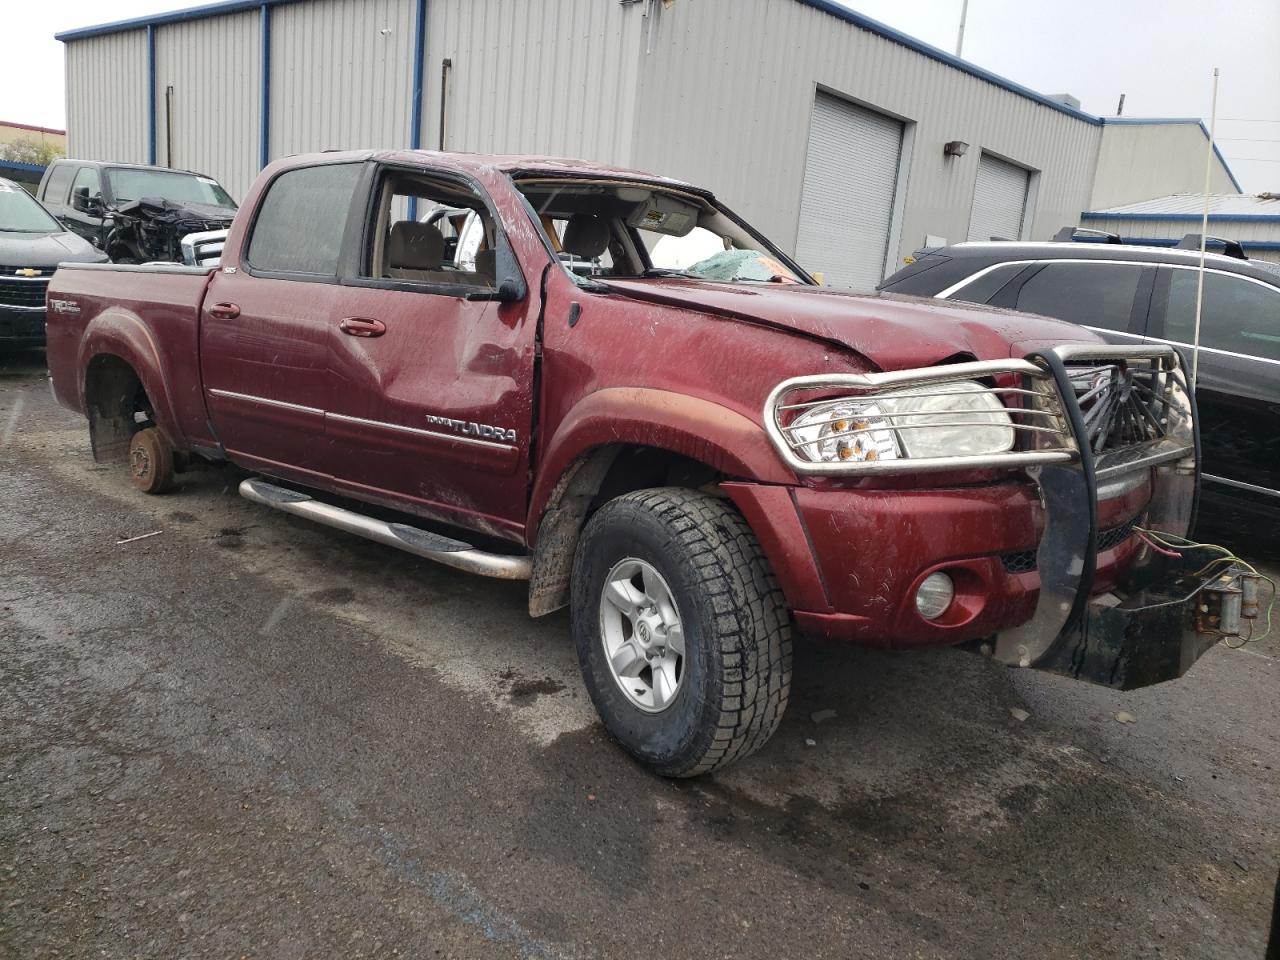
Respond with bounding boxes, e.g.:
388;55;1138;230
764;344;1200;667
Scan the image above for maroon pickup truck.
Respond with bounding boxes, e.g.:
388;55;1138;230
45;150;1256;777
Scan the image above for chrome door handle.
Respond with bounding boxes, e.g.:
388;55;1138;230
208;301;241;320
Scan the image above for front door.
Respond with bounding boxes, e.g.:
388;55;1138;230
200;161;365;480
1149;266;1280;498
65;166;107;248
324;164;538;540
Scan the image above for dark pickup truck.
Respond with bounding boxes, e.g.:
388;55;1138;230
44;150;1260;776
38;159;236;264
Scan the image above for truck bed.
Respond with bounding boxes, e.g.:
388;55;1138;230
46;263;217;453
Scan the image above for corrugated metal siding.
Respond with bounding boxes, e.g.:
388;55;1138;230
269;0;417;157
422;0;643;164
1078;215;1280;265
1091;124;1239;209
154;11;261;200
64;30;150;164
629;0;1102;272
1089;193;1280;217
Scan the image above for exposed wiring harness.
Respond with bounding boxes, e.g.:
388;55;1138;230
1134;527;1276;648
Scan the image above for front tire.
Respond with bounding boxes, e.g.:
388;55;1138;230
571;488;793;777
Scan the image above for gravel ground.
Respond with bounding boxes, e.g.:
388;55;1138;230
2;348;1277;959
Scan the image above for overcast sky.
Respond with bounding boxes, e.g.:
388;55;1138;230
2;0;1277;190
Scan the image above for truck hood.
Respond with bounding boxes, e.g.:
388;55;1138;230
600;278;1099;371
111;197;237;223
0;229;107;269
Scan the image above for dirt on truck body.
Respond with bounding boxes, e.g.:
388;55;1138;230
41;149;1263;777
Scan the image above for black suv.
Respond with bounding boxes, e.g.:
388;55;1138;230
881;233;1280;505
37;159;236;264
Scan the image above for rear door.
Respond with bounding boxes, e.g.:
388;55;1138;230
1149;266;1280;497
990;259;1153;344
200;160;365;480
39;163;76;226
322;162;538;539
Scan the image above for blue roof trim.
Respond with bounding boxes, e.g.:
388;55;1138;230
54;0;308;41
795;0;1101;124
1089;236;1280;252
0;159;47;173
1082;211;1280;224
55;0;1093;126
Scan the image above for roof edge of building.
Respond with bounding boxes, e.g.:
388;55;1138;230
796;0;1101;125
55;0;308;42
0;120;67;136
1082;211;1280;224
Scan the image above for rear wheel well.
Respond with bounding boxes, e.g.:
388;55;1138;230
83;354;154;463
527;445;725;617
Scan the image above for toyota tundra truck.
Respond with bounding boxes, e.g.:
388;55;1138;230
44;150;1257;777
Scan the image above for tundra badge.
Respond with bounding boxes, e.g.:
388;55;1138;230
425;414;517;444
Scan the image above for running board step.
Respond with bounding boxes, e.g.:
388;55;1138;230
238;478;532;580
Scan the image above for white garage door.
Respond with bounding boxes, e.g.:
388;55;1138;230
795;93;904;291
967;154;1029;241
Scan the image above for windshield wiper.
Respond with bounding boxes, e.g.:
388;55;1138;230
640;268;701;280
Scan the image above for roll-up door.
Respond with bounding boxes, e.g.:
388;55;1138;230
967;154;1029;241
795;92;904;291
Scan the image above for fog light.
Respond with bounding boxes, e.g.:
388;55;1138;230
915;572;955;620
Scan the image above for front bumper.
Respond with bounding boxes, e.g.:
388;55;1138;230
744;344;1232;690
1030;550;1251;690
0;306;46;345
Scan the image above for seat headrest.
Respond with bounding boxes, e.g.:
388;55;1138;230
388;221;445;271
474;248;496;283
562;214;610;260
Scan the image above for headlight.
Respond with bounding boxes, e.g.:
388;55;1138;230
788;399;900;464
886;381;1015;458
786;380;1014;464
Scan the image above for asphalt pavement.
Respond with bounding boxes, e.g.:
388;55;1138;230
2;348;1277;959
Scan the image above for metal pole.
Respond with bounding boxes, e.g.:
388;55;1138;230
1116;93;1125;117
1191;67;1219;387
955;0;969;57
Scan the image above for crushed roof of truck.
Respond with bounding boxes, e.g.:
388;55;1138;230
278;149;710;195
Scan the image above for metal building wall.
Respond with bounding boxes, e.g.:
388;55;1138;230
421;0;644;165
1090;123;1239;210
1078;215;1280;265
269;0;417;158
628;0;1103;274
64;30;150;165
154;10;261;200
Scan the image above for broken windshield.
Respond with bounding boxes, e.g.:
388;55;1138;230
105;168;237;208
513;177;806;286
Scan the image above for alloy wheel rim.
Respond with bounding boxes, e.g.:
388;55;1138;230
598;558;685;713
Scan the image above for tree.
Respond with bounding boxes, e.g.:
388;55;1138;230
0;137;66;166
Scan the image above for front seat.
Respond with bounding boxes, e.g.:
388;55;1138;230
561;214;610;261
386;221;445;281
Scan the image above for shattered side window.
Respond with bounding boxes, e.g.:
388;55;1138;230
514;177;805;285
